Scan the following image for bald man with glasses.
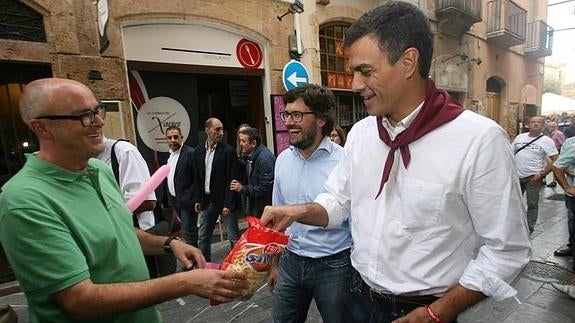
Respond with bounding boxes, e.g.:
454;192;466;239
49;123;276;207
0;78;248;323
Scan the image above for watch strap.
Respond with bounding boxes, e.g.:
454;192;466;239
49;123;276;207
163;236;180;254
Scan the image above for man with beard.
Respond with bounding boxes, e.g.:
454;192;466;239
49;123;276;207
0;78;248;322
194;118;241;261
260;2;530;322
512;116;558;233
165;126;197;246
267;84;352;323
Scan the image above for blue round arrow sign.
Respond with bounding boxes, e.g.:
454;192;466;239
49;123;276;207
282;60;310;91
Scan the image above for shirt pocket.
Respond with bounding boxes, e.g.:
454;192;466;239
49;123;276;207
398;178;445;229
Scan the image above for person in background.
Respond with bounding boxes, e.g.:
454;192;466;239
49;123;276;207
513;116;558;233
236;123;251;160
97;136;156;230
194;118;241;261
551;136;575;269
329;124;347;146
268;84;352;323
563;115;575;139
260;2;531;322
235;123;251;212
165;126;197;246
0;78;248;322
230;127;275;218
546;121;565;188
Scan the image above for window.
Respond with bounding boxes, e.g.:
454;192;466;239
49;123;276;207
0;0;46;42
319;23;352;89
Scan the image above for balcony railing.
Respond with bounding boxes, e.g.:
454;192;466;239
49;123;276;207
436;0;482;35
486;0;526;48
525;20;553;59
436;0;482;21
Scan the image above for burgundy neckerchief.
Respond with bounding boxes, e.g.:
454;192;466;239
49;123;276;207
375;78;464;198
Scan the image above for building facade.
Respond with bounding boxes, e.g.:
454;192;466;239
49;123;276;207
0;0;552;282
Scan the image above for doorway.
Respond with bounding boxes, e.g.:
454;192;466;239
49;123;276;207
0;61;51;283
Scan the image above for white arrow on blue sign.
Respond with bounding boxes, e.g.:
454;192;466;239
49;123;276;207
282;60;310;91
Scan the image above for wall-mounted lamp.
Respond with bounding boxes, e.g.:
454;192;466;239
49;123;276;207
277;0;304;21
457;58;482;66
441;53;468;63
87;69;103;81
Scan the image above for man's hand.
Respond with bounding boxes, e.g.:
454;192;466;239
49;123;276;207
391;306;436;323
183;269;250;303
268;255;280;294
530;172;545;183
260;205;296;231
222;207;231;217
170;239;206;270
230;180;243;192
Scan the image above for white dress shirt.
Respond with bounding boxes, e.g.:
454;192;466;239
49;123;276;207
204;142;217;195
167;147;181;197
97;137;156;230
315;110;531;299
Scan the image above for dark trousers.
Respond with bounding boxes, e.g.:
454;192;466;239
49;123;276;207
343;269;458;323
565;195;575;257
520;175;542;233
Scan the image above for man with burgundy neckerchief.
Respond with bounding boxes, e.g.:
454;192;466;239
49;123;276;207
260;2;531;323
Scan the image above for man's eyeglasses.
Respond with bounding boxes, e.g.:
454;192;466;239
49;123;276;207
36;105;106;127
280;111;316;123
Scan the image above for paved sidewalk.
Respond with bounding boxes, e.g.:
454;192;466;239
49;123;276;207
1;191;574;322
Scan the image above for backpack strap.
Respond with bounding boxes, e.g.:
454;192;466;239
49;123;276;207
514;135;543;155
110;139;139;227
111;139;129;184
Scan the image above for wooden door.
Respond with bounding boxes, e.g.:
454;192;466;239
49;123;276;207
486;92;501;124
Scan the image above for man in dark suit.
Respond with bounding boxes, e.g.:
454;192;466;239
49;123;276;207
230;127;275;217
165;126;197;246
194;118;241;261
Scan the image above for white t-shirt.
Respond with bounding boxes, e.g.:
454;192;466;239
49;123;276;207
97;137;156;230
512;132;558;178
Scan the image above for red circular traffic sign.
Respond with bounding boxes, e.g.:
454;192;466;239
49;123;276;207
236;39;263;69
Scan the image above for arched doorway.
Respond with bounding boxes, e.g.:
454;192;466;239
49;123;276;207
486;76;505;124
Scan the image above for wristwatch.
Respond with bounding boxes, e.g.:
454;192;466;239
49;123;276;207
163;236;180;254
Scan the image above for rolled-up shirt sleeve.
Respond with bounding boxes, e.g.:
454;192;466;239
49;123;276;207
459;126;531;300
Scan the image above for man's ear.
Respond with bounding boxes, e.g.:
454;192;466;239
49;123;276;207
317;117;326;128
29;119;53;139
401;47;419;79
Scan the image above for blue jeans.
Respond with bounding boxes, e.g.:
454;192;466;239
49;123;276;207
520;175;542;233
272;249;352;323
178;207;198;247
343;269;457;323
565;195;575;257
198;204;240;261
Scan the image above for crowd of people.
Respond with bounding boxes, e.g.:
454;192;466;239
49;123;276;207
0;1;573;323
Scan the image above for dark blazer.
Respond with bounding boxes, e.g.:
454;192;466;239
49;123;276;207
241;144;275;217
193;141;239;212
168;144;195;210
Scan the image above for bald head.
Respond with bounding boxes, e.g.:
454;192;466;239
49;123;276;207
20;78;94;127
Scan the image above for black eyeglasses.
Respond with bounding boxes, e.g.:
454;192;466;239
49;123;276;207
36;105;106;127
280;111;316;122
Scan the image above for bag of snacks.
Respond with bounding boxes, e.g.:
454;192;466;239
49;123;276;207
210;216;288;305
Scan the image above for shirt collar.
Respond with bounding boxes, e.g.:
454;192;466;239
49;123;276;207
205;141;218;151
25;153;95;183
292;136;333;160
381;101;424;140
169;146;182;154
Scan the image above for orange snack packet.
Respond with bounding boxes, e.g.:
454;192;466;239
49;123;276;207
210;216;288;305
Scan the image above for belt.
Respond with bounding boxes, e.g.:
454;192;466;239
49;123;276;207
360;280;438;307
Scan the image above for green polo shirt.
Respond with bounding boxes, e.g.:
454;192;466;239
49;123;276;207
0;154;161;323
